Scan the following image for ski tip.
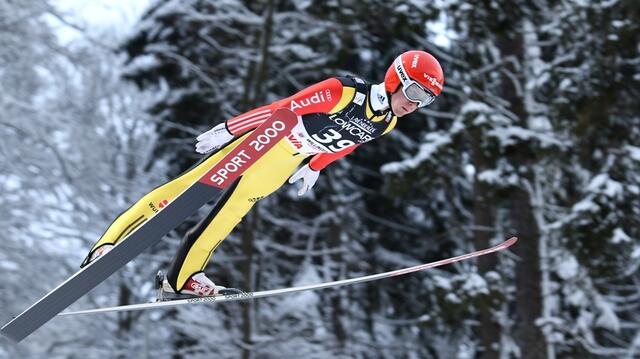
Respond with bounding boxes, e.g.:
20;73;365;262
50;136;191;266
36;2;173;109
504;236;518;247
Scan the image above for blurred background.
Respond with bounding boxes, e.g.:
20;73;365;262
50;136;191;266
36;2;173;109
1;0;639;358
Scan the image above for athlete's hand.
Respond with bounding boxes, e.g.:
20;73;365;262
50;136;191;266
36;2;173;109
195;123;234;154
288;164;320;196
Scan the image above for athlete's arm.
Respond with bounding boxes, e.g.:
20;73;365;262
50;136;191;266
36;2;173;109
225;78;345;135
308;144;359;171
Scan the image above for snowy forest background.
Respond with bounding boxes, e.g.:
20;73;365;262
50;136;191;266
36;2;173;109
1;0;639;358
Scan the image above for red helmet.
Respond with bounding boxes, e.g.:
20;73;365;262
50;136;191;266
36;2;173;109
384;50;444;101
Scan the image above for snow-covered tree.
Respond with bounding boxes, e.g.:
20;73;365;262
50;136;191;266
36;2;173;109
0;0;167;356
3;0;638;357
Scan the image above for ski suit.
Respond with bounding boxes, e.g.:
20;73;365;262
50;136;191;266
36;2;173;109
83;76;397;291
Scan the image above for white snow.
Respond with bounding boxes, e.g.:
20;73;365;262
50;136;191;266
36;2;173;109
292;0;313;11
567;289;587;307
272;262;322;320
0;174;22;191
488;126;562;149
124;54;160;73
433;275;453;291
612;20;626;28
485;271;501;282
460;100;491;115
461;273;489;296
405;205;426;222
627;145;640;161
477;168;519;186
500;335;521;359
611;228;631;244
594;297;620;332
528;116;552;131
572;197;599;213
587;173;623;198
445;292;462;304
49;0;152;44
0;260;19;271
426;9;455;49
559;78;573;90
380;131;451;173
464;164;476;177
556;254;579;280
576;309;595;332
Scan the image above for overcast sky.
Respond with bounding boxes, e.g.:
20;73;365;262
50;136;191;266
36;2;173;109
49;0;151;44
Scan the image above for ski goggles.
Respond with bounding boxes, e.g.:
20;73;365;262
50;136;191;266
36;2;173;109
394;57;437;108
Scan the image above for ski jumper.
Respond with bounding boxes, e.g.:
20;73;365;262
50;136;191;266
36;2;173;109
82;76;397;291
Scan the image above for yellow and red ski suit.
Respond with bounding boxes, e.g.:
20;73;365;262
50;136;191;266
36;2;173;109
84;76;397;291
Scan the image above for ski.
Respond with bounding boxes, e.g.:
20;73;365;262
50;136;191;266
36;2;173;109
1;108;298;343
57;237;518;316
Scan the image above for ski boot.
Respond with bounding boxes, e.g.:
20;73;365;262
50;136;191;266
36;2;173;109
80;244;114;268
155;271;242;301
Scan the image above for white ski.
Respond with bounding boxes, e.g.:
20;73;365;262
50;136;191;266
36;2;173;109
58;237;517;316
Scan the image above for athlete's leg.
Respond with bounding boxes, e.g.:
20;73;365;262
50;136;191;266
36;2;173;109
166;140;304;290
80;134;250;267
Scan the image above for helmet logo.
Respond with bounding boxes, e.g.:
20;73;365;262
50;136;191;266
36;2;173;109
423;73;443;90
396;63;409;82
411;54;420;68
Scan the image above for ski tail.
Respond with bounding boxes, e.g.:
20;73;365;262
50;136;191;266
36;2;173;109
1;108;298;343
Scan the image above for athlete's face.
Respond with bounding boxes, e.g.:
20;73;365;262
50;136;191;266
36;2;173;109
390;86;419;117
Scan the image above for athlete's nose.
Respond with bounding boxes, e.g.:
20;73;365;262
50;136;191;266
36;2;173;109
405;99;418;112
